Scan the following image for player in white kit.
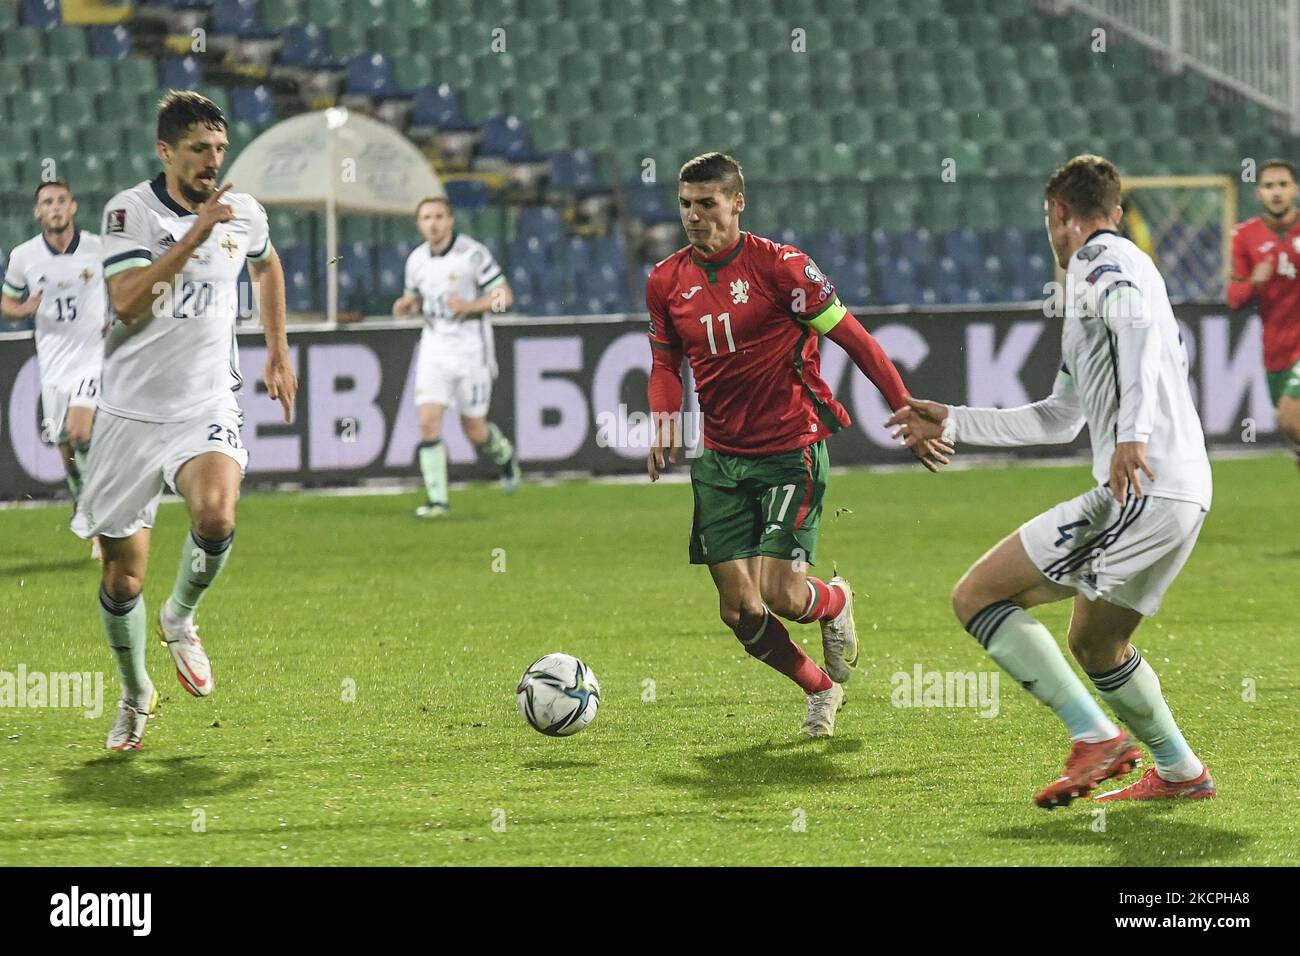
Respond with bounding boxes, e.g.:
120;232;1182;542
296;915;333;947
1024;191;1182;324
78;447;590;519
888;155;1215;806
2;180;106;555
391;197;520;517
71;92;298;750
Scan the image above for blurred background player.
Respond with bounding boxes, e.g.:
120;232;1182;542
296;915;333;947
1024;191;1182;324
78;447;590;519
1;179;106;559
1228;158;1300;462
72;91;298;750
646;152;952;739
391;197;521;518
890;155;1215;805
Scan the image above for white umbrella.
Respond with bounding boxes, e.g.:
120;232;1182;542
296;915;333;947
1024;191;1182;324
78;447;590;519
226;107;443;325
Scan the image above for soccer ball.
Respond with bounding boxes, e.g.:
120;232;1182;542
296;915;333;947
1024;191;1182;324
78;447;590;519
516;653;601;737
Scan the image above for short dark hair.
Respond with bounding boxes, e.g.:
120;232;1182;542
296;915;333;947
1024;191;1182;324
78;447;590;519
679;152;745;197
415;196;453;217
1045;154;1122;220
157;90;228;145
1259;159;1297;182
34;179;71;201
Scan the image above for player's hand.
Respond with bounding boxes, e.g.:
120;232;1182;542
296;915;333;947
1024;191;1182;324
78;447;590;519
885;397;948;446
911;437;956;473
190;183;236;245
392;295;419;317
646;413;681;482
446;295;472;316
1108;441;1155;504
19;290;43;316
264;352;298;423
1251;258;1275;285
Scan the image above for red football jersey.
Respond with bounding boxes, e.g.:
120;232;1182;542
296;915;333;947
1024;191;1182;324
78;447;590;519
646;231;851;456
1228;215;1300;371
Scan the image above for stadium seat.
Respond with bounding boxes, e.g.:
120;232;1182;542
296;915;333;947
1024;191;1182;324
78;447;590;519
279;24;330;67
20;0;59;31
479;115;543;161
443;179;490;210
345;53;396;97
411;84;471;130
230;85;274;124
161;56;203;90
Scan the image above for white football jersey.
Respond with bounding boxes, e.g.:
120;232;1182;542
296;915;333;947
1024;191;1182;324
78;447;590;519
403;232;505;367
3;228;106;387
952;230;1212;510
98;174;271;422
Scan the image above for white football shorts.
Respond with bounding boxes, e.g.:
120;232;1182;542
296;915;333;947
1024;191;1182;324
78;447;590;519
1019;485;1206;617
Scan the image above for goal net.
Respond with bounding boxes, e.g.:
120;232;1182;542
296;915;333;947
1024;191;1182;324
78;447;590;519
1119;175;1238;303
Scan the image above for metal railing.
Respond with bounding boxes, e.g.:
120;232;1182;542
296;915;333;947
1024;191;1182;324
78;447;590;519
1058;0;1300;133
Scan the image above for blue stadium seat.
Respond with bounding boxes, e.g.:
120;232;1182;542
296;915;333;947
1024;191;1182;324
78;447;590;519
88;25;131;60
346;54;395;97
508;264;535;313
230;85;274;124
549;149;600;191
280;245;314;312
411;84;472;129
516;205;563;243
942;227;981;274
442;179;489;210
878;257;918;306
161;56;203;89
21;0;60;30
279;24;329;67
479;114;543;161
622;178;675;223
375;246;404;299
212;0;278;38
897;227;934;266
836;261;871;306
869;228;896;264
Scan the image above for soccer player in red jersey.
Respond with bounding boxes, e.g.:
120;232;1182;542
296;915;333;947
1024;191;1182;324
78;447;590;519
1227;158;1300;460
644;153;951;738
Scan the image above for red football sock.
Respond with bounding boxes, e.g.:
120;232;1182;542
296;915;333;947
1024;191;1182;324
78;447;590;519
740;610;833;694
797;577;846;623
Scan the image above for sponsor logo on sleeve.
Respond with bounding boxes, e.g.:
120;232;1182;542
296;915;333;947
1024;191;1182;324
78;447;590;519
1085;263;1121;284
106;209;126;234
803;260;826;284
1075;243;1104;262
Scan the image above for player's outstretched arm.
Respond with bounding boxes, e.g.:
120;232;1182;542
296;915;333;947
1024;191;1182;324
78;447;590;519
0;289;41;320
249;246;297;423
1226;227;1263;310
107;184;237;325
891;366;1086;451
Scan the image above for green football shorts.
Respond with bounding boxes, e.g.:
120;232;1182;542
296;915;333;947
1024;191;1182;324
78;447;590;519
688;441;829;566
1267;358;1300;406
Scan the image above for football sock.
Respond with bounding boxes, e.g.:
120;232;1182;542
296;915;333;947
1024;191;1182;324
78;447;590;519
795;577;846;623
167;528;235;621
99;585;149;701
1089;647;1203;781
418;438;448;505
738;608;833;694
967;600;1120;743
476;422;515;467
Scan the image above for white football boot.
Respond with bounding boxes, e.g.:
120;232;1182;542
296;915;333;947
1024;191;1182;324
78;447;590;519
159;603;213;697
819;576;858;683
106;680;158;751
800;681;845;739
415;501;449;518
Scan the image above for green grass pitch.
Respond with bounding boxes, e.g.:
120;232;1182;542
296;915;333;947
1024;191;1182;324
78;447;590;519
1;455;1296;866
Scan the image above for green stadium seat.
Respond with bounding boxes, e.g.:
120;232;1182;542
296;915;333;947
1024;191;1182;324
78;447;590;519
1023;138;1067;174
811;142;862;181
410;22;454;54
504;84;549;122
113;60;158;93
964;109;1005;143
949;140;985;175
461;84;503;122
45;27;89;60
1;27;43;63
699;111;748;153
832;112;874;148
261;0;305;28
550;83;594;118
789;113;833;149
559;50;602;87
857;141;898;181
24;60;66;95
895;141;943;180
642;49;685;87
305;0;346;28
591;81;636;116
1006;111;1049;142
393;58;435;91
941;73;986;111
368;23;411;57
329;22;369;59
1020;44;1062;84
529;115;570;151
1089;106;1137;143
572;115;616;152
956;16;1003;48
0;2;15;28
579;20;622;54
876;110;919;145
926;185;963;232
897;73;943;109
0;63;24;98
918;109;962;146
987;74;1031;109
984;140;1026;176
13;90;54;129
538;20;582;55
70;59;114;96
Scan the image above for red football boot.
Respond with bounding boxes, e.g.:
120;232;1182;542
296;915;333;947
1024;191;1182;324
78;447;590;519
1034;733;1142;809
1095;766;1216;802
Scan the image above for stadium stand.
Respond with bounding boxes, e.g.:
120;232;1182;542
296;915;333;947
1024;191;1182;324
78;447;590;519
2;0;1298;318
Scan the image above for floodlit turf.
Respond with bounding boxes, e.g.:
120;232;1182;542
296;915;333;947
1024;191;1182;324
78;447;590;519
1;455;1297;866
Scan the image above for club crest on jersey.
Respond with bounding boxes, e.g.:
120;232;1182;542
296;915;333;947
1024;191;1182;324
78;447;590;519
220;234;239;259
106;209;126;234
804;261;826;284
80;268;93;283
730;279;749;304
